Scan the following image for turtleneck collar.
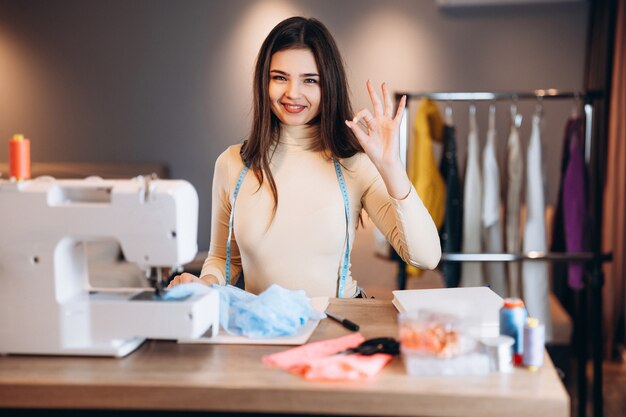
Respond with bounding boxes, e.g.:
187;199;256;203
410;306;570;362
278;124;319;149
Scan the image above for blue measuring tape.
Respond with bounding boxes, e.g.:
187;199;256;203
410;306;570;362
225;158;351;297
333;159;351;298
225;161;249;285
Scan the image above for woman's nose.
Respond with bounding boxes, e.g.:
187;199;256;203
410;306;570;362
286;80;301;98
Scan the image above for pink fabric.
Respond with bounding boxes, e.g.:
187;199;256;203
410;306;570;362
262;333;393;381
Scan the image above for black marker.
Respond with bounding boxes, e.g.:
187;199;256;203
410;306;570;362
326;311;360;331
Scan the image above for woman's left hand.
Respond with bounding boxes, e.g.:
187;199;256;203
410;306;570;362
346;81;410;199
346;80;407;170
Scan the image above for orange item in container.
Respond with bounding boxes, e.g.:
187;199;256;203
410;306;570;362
399;311;461;358
9;134;31;180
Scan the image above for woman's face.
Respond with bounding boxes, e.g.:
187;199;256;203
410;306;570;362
268;48;321;126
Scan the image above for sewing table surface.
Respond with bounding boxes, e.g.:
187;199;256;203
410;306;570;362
0;299;569;417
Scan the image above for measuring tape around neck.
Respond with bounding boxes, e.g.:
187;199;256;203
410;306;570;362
225;161;249;286
333;158;351;298
225;158;351;297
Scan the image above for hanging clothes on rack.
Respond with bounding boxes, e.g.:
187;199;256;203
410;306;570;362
461;104;483;287
551;116;586;314
406;99;446;277
482;105;508;297
439;107;463;288
522;112;553;342
394;89;606;417
505;106;523;298
562;117;587;289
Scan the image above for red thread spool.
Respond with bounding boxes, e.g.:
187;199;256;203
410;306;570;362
9;134;31;180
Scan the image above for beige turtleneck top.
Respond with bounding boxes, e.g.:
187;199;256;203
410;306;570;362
201;124;441;298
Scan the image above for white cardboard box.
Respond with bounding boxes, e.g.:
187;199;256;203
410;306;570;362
392;287;504;338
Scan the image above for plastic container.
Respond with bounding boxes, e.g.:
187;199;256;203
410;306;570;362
398;309;489;376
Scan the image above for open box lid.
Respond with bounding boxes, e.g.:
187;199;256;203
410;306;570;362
392;287;505;338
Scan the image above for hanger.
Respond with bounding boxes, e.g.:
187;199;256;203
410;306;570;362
469;102;477;132
488;102;496;131
445;100;453;125
510;95;522;129
535;95;544;119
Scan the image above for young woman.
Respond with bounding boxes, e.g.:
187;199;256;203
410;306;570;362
169;16;441;298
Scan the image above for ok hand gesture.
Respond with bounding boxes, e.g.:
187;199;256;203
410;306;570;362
345;81;410;199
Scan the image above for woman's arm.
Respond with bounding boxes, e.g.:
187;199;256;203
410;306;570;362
169;148;243;288
346;81;441;269
345;81;410;199
200;148;243;285
359;161;441;270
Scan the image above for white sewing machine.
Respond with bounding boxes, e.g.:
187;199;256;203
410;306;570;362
0;176;219;357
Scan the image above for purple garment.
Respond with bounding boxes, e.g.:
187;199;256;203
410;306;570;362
562;118;586;289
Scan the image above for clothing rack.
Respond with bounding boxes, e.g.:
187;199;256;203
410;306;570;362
394;89;609;417
441;251;612;262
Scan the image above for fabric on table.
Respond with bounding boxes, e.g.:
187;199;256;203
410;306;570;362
162;282;211;300
262;333;393;381
214;284;324;338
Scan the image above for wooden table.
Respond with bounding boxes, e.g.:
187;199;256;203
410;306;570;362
0;299;569;417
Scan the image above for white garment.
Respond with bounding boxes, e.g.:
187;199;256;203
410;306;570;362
461;107;483;287
505;120;523;297
522;114;553;342
482;108;507;297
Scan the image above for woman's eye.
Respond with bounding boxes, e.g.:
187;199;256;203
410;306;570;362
304;78;318;84
271;75;287;81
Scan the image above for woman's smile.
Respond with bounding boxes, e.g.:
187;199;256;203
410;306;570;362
282;103;307;113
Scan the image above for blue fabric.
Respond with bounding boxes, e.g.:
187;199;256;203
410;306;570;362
161;282;211;300
213;284;325;338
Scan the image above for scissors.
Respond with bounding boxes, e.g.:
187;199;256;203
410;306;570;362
338;337;400;356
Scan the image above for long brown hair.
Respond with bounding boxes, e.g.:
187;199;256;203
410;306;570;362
241;17;362;215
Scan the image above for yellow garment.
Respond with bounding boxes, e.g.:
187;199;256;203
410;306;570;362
407;99;446;276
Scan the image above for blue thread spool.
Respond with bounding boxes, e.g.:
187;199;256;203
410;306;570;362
499;298;527;366
523;317;545;371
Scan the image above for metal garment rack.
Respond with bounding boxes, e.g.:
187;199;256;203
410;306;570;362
394;89;609;417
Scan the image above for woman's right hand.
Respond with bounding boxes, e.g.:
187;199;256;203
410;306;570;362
167;272;219;288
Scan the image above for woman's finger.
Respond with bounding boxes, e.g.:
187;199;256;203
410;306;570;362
168;273;196;288
366;80;384;117
394;94;407;123
382;82;394;117
345;120;370;147
352;108;377;131
169;275;183;288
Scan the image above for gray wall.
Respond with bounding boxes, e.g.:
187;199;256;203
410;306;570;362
0;0;589;250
